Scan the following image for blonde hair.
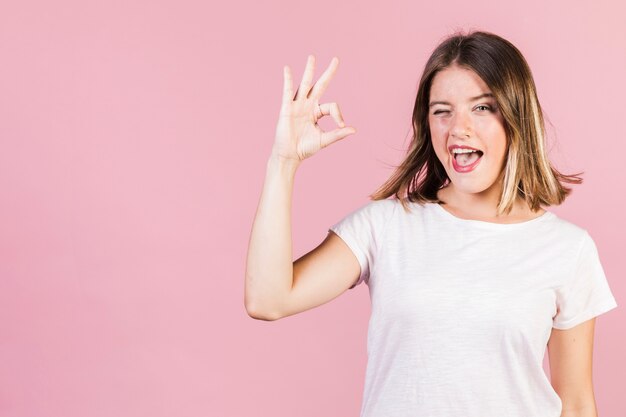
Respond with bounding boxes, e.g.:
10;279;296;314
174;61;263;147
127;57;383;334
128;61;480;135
370;29;582;215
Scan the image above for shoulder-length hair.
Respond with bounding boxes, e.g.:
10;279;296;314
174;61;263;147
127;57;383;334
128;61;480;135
370;29;582;215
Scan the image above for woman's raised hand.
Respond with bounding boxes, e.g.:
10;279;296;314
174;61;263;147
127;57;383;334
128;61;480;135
271;55;357;163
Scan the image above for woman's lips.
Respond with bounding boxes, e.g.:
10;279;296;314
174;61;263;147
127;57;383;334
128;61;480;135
452;152;482;173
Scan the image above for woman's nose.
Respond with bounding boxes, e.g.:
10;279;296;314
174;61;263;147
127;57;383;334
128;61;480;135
450;111;472;138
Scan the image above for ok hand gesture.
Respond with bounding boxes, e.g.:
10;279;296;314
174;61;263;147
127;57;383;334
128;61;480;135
271;55;357;163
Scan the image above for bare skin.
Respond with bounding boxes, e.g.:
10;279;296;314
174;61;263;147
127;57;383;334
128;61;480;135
245;57;547;323
245;55;600;415
436;183;546;224
430;65;598;414
272;55;357;163
244;55;360;320
428;64;546;223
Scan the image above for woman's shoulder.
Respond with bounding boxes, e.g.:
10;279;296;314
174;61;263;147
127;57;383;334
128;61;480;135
359;198;433;230
544;210;589;238
352;197;400;215
331;197;399;229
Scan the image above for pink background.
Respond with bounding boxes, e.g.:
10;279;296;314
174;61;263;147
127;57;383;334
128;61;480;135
1;0;624;416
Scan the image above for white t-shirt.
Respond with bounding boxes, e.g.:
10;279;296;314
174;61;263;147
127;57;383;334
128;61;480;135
329;198;618;417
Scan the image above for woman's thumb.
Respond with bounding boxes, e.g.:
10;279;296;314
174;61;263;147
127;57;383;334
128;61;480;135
321;126;357;148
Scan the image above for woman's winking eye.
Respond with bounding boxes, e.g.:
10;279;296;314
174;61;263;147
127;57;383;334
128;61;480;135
432;104;493;115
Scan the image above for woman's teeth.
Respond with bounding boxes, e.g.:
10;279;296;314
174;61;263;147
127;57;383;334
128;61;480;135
453;150;482;167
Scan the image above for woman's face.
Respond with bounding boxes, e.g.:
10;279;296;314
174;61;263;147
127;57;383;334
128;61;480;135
428;64;508;196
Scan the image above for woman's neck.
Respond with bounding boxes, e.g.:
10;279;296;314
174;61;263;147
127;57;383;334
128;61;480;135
436;184;545;223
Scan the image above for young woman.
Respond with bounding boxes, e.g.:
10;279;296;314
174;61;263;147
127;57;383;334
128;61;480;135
244;30;618;417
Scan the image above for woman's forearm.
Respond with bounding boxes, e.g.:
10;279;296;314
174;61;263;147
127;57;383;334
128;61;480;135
244;154;300;320
560;403;598;417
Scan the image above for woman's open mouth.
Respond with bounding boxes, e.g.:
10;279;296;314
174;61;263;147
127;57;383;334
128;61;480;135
452;149;483;173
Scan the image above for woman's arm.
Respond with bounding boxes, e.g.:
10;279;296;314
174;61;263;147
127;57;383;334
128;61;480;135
547;318;598;417
244;55;357;320
244;155;300;320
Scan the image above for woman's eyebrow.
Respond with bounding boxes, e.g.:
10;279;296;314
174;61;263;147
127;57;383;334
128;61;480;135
429;93;495;107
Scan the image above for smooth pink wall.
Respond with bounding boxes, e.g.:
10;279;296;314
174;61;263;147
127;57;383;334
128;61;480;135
1;1;623;416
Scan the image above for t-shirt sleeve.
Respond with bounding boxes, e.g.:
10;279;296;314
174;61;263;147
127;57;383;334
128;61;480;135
552;231;618;330
328;200;391;289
